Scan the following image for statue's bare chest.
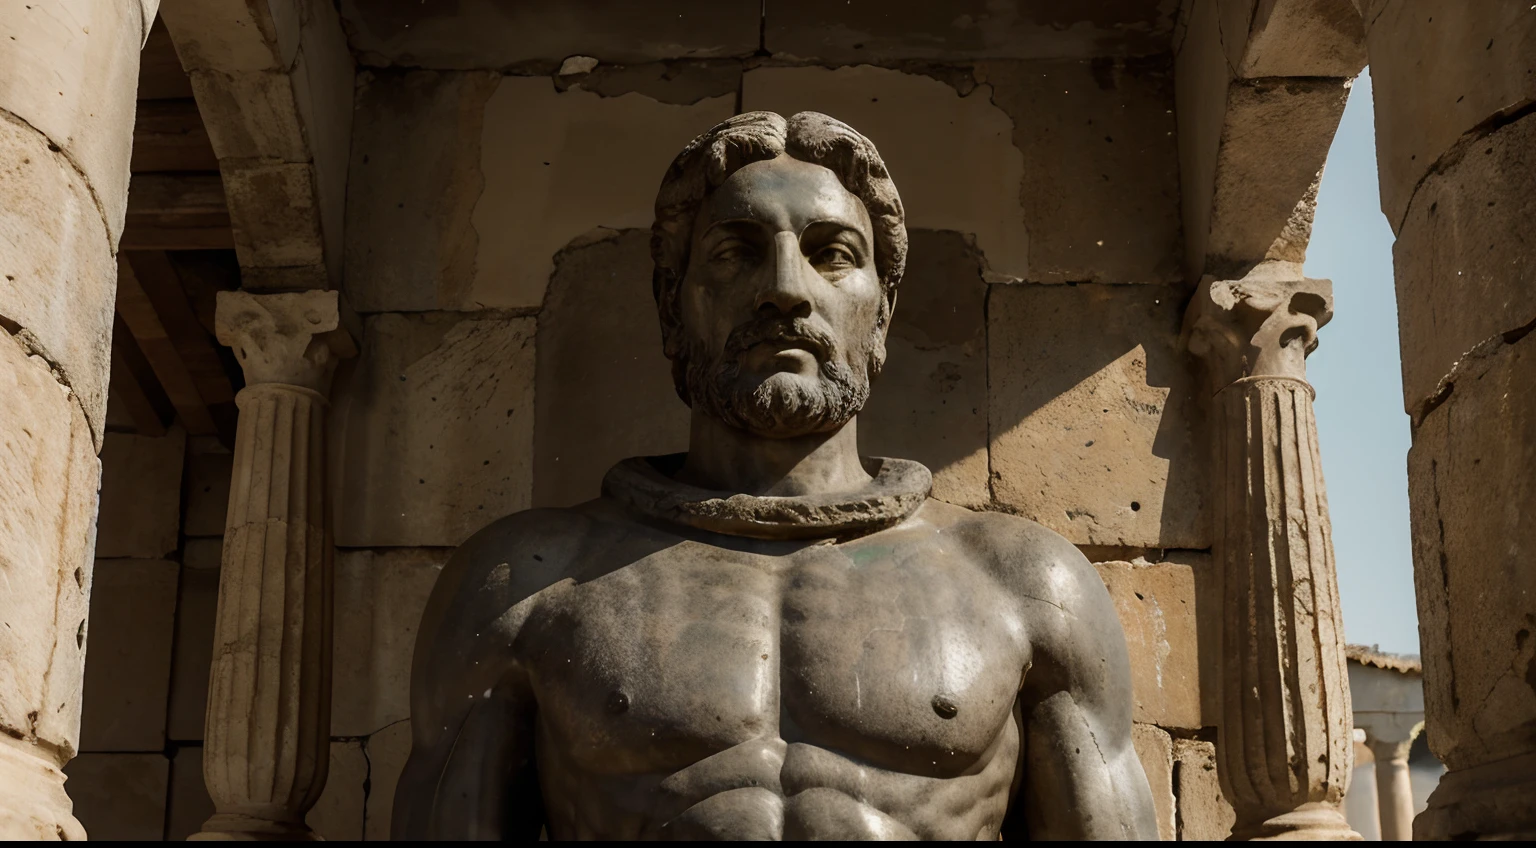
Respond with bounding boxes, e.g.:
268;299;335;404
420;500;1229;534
525;534;1028;778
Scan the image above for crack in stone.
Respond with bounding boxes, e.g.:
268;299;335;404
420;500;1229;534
1393;97;1536;235
0;106;115;259
1413;310;1536;427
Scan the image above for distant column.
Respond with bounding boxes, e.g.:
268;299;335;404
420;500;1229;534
1365;734;1415;841
194;292;353;840
1187;274;1359;840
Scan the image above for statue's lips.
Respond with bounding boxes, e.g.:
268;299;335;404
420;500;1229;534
746;340;822;369
742;334;828;358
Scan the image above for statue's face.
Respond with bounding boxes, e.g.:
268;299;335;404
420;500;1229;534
678;155;886;438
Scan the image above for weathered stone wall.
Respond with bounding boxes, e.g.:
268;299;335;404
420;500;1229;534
329;54;1228;838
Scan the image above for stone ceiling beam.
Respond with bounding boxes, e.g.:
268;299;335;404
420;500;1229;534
1175;0;1366;282
159;0;354;291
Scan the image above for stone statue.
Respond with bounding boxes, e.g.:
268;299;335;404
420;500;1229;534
392;111;1158;841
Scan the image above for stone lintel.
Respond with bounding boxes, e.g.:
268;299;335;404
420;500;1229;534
1185;272;1333;393
214;290;355;393
1176;0;1362;281
161;0;354;289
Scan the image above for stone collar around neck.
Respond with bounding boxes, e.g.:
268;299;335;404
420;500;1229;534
601;453;933;541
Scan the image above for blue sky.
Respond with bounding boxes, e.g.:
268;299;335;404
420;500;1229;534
1303;70;1419;655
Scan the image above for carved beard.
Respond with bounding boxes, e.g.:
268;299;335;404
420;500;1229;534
681;317;877;438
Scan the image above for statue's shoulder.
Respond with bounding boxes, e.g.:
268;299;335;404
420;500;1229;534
443;499;652;601
919;500;1102;607
416;501;655;669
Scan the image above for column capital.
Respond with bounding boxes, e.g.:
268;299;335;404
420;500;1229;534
1185;272;1334;393
1358;711;1426;749
215;291;357;393
1366;734;1416;765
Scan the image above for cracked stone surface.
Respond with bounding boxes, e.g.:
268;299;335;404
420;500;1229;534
1407;329;1536;774
0;328;98;756
1393;112;1536;414
988;283;1207;548
333;312;536;547
345;71;733;311
1096;560;1201;730
331;549;448;738
0;118;117;444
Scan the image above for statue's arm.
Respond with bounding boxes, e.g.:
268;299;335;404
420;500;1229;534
391;513;565;840
1007;543;1159;840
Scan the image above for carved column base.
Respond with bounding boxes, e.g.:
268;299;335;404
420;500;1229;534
0;737;84;841
1415;751;1536;841
1229;803;1359;841
189;812;320;842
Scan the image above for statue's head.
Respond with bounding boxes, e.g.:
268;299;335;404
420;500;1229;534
651;111;907;439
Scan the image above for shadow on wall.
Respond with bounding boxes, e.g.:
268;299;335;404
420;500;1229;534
529;224;1208;560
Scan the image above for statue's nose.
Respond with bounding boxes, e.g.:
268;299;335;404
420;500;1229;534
755;232;813;319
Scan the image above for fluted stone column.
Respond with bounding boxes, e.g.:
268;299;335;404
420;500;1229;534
1187;274;1358;841
0;1;157;839
1353;2;1536;838
194;291;354;840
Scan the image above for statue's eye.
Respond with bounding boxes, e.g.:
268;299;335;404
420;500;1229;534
711;240;753;264
815;245;856;270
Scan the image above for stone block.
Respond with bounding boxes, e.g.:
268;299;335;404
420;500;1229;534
338;0;760;67
1407;331;1536;773
742;65;1029;282
166;565;220;742
0;330;99;753
346;72;732;312
183;440;233;537
224;161;326;270
1095;561;1202;729
1203;78;1349;273
533;229;688;507
0;119;117;442
1173;738;1235;840
187;68;307;161
334;312;536;547
0;0;144;241
96;427;186;559
63;752;169;841
307;740;365;841
166;746;214;841
984;59;1184;284
1393;113;1536;414
861;230;990;507
1237;0;1366;78
157;0;284;73
332;549;447;737
79;559;179;752
764;0;1179;62
1131;723;1176;841
1366;2;1536;228
345;70;497;313
364;719;411;841
988;284;1207;548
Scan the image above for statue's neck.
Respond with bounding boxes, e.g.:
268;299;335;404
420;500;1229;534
676;411;872;498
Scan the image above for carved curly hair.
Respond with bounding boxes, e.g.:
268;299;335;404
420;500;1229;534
650;111;908;403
